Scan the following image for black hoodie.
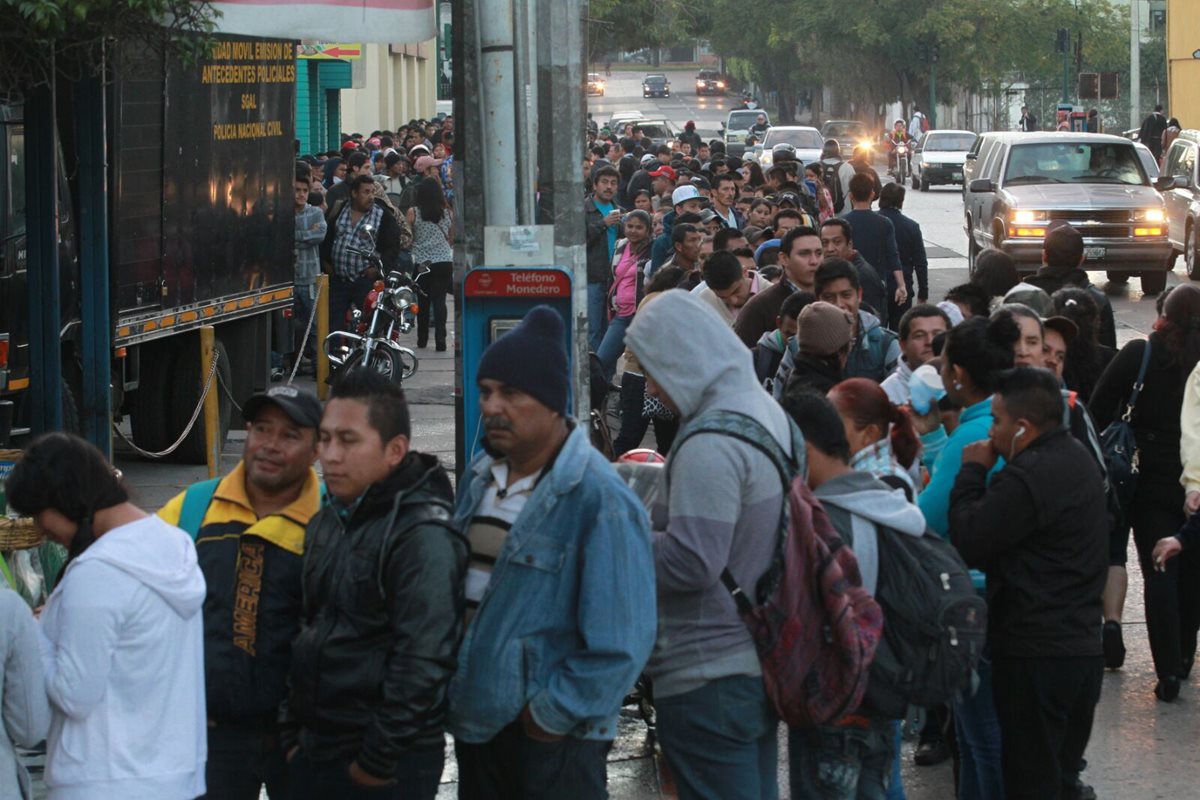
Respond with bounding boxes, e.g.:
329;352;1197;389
282;452;468;780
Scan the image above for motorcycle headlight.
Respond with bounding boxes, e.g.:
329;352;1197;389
395;287;416;306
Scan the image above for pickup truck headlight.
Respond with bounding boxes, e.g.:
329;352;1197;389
1010;210;1048;225
1135;208;1166;223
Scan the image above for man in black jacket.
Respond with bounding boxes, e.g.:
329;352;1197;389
1025;222;1117;349
878;183;928;316
283;369;468;800
321;175;404;332
1138;104;1169;161
950;367;1107;800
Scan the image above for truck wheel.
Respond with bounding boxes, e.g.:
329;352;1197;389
1140;270;1168;296
130;341;177;454
1187;226;1200;281
167;337;232;464
920;177;930;192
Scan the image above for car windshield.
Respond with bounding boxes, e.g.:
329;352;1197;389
824;123;865;139
924;133;976;152
644;76;666;85
698;71;718;79
638;123;673;139
1004;142;1147;186
763;129;823;150
587;74;600;82
728;111;764;130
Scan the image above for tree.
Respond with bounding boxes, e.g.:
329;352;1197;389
0;0;217;99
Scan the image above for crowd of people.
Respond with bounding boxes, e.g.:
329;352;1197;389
290;118;457;375
3;111;1200;800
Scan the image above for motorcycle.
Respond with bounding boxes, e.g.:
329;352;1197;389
323;225;428;386
891;139;911;184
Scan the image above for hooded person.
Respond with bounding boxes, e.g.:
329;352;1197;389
774;300;855;400
624;290;798;799
7;433;206;800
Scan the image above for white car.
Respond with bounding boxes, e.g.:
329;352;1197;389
755;126;824;169
723;109;770;158
912;129;977;190
607;110;644;133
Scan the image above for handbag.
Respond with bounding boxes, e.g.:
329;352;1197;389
1100;340;1152;510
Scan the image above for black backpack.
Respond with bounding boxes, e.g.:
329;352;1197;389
858;523;987;719
821;160;847;213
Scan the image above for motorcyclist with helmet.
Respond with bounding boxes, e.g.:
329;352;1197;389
885;119;915;176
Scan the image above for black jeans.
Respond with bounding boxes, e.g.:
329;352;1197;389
1129;475;1200;679
330;274;375;333
289;746;444;800
416;261;453;347
612;372;678;456
991;655;1103;800
454;721;611;800
201;720;289;800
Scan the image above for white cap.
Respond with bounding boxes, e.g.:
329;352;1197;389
640;153;657;167
672;185;702;206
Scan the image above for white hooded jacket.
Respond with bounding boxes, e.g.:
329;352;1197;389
37;514;206;800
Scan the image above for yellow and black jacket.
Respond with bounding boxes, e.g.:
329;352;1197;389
159;462;322;722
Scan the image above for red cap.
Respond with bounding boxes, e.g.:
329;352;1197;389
648;165;677;180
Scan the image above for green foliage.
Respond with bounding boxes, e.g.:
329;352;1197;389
0;0;218;98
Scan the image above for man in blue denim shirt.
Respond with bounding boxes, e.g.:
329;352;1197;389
447;306;656;799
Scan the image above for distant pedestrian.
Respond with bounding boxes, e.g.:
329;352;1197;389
597;209;653;377
1018;106;1038;132
819;217;890;331
1138;104;1169;161
294;172;326;368
840;174;906;325
585;165;623;350
407;176;455;351
450;307;655;799
878;183;929;311
322;175;404;332
8;433;206;799
1162;117;1182;165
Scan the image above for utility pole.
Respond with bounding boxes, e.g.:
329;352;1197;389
928;41;938;129
1060;29;1071;104
1130;0;1141;129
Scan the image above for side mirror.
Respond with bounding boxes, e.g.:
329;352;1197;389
968;178;995;193
1156;175;1184;191
965;152;978;161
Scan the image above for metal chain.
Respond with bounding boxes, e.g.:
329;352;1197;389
217;369;243;413
112;350;220;459
288;279;324;385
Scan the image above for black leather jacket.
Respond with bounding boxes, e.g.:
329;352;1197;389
282;453;467;780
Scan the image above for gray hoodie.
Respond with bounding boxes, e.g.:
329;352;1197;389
815;471;926;594
625;290;794;698
0;588;48;800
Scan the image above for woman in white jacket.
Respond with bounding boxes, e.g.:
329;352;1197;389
7;433;206;800
0;585;49;800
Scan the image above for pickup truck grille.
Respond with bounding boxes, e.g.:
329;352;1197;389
1047;209;1130;224
1074;224;1131;238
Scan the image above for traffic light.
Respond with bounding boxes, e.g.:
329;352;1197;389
1055;28;1069;54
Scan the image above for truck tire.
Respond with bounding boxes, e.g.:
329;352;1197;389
1140;270;1168;296
1187;225;1200;281
167;336;232;464
129;342;177;454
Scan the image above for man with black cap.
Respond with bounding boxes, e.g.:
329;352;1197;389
284;370;467;799
449;306;656;799
158;384;325;800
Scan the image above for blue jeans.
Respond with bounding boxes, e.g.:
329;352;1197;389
655;675;778;800
587;282;609;352
888;720;906;800
454;721;610;800
330;274;374;333
789;718;894;800
293;284;317;361
596;314;632;379
954;650;1005;800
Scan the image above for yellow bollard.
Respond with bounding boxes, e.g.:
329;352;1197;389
200;325;221;479
316;274;330;401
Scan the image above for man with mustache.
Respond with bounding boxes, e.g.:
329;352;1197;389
448;306;656;799
158;385;324;800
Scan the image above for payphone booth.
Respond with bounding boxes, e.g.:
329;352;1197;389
460;267;573;461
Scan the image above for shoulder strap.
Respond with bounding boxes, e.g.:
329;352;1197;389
178;478;222;540
1123;340;1153;421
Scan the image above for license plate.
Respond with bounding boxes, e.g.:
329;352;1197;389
952;172;963;180
1085;247;1106;260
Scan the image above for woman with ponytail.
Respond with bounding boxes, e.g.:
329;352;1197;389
6;433;207;798
828;377;922;500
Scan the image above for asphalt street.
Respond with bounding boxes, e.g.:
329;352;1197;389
79;68;1192;799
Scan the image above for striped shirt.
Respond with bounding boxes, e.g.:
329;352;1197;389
464;462;542;618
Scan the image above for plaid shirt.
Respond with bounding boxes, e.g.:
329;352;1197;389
294;204;326;286
330;203;384;281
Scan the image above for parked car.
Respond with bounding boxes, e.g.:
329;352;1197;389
820;119;871;157
642;74;671;98
607;110;643;134
723;109;770;158
754;126;824;169
586;73;606;96
962;132;1176;293
912;130;977;190
1161;130;1200;278
695;69;726;96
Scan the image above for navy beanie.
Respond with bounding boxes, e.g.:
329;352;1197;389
477;305;570;415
